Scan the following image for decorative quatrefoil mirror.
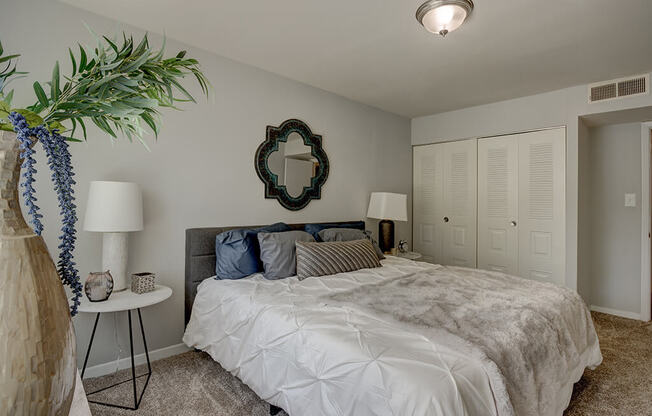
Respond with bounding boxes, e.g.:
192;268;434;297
255;119;329;211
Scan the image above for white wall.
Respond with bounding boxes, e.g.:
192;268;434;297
412;78;652;293
585;123;642;315
1;0;412;370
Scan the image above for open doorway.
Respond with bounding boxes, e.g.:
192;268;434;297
643;121;652;321
578;110;652;322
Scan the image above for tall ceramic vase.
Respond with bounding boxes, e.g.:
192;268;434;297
0;130;76;415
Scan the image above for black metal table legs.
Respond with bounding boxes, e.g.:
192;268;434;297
81;308;152;410
269;404;284;415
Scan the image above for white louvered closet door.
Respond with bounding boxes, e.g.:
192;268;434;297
517;128;566;286
441;139;477;268
413;144;444;263
477;135;519;275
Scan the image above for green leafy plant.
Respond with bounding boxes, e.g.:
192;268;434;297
0;31;209;315
0;40;25;129
0;32;210;146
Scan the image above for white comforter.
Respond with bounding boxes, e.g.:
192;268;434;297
183;257;601;416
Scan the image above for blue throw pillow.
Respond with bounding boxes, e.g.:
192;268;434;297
304;221;365;241
215;222;291;279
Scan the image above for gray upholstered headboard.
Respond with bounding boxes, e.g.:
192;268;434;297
185;221;364;326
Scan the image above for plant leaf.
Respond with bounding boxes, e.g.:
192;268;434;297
102;36;119;54
14;108;44;128
51;61;60;101
78;118;87;140
122;51;150;73
92;116;117;137
47;120;66;132
0;54;19;64
69;48;77;76
70;117;77;138
140;111;159;137
78;44;87;71
33;82;49;108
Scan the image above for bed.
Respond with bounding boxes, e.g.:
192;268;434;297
183;224;602;416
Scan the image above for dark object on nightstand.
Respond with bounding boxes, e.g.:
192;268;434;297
378;219;395;254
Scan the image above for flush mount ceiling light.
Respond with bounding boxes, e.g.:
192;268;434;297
416;0;474;37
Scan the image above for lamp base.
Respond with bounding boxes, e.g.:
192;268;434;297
378;220;395;254
102;232;128;291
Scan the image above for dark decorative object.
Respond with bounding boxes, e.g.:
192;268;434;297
255;119;329;211
378;220;395;254
398;239;409;253
366;192;407;254
131;272;156;294
84;271;114;302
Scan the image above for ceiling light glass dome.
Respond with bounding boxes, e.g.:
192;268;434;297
416;0;474;37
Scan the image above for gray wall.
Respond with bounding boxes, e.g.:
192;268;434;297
577;121;592;303
586;123;642;314
412;76;652;293
1;0;412;369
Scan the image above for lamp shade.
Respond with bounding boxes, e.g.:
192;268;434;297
366;192;408;222
83;181;143;232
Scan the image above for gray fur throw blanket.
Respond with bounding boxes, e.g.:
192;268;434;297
325;265;602;416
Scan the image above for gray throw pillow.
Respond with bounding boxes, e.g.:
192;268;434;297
258;230;315;280
318;228;385;260
296;239;382;280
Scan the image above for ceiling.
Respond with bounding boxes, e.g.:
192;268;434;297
60;0;652;118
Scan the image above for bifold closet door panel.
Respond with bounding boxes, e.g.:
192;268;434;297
517;128;566;286
413;144;444;263
441;139;477;268
477;135;519;275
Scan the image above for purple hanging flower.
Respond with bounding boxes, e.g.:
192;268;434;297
9;112;43;235
9;112;81;316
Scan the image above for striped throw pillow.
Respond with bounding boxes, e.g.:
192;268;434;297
295;239;382;280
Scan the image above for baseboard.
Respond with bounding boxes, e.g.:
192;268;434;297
80;342;190;379
590;305;642;321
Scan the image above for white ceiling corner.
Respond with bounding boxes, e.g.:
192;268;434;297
59;0;652;118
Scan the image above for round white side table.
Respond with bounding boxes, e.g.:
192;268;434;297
78;285;172;410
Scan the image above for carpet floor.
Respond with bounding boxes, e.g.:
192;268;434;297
84;312;652;415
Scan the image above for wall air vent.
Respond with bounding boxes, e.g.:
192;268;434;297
589;74;649;103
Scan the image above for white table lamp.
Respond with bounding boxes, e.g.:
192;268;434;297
83;181;143;291
366;192;407;253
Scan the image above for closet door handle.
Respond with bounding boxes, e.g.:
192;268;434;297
443;216;450;223
510;220;517;227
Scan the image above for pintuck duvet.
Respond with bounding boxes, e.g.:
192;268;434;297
183;256;602;416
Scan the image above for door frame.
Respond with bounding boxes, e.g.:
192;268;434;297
640;121;652;322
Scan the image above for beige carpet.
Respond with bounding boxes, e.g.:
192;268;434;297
565;312;652;416
84;312;652;415
83;351;280;416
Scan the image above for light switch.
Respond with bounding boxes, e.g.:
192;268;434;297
625;193;637;207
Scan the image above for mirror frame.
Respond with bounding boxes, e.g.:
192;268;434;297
255;119;329;211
